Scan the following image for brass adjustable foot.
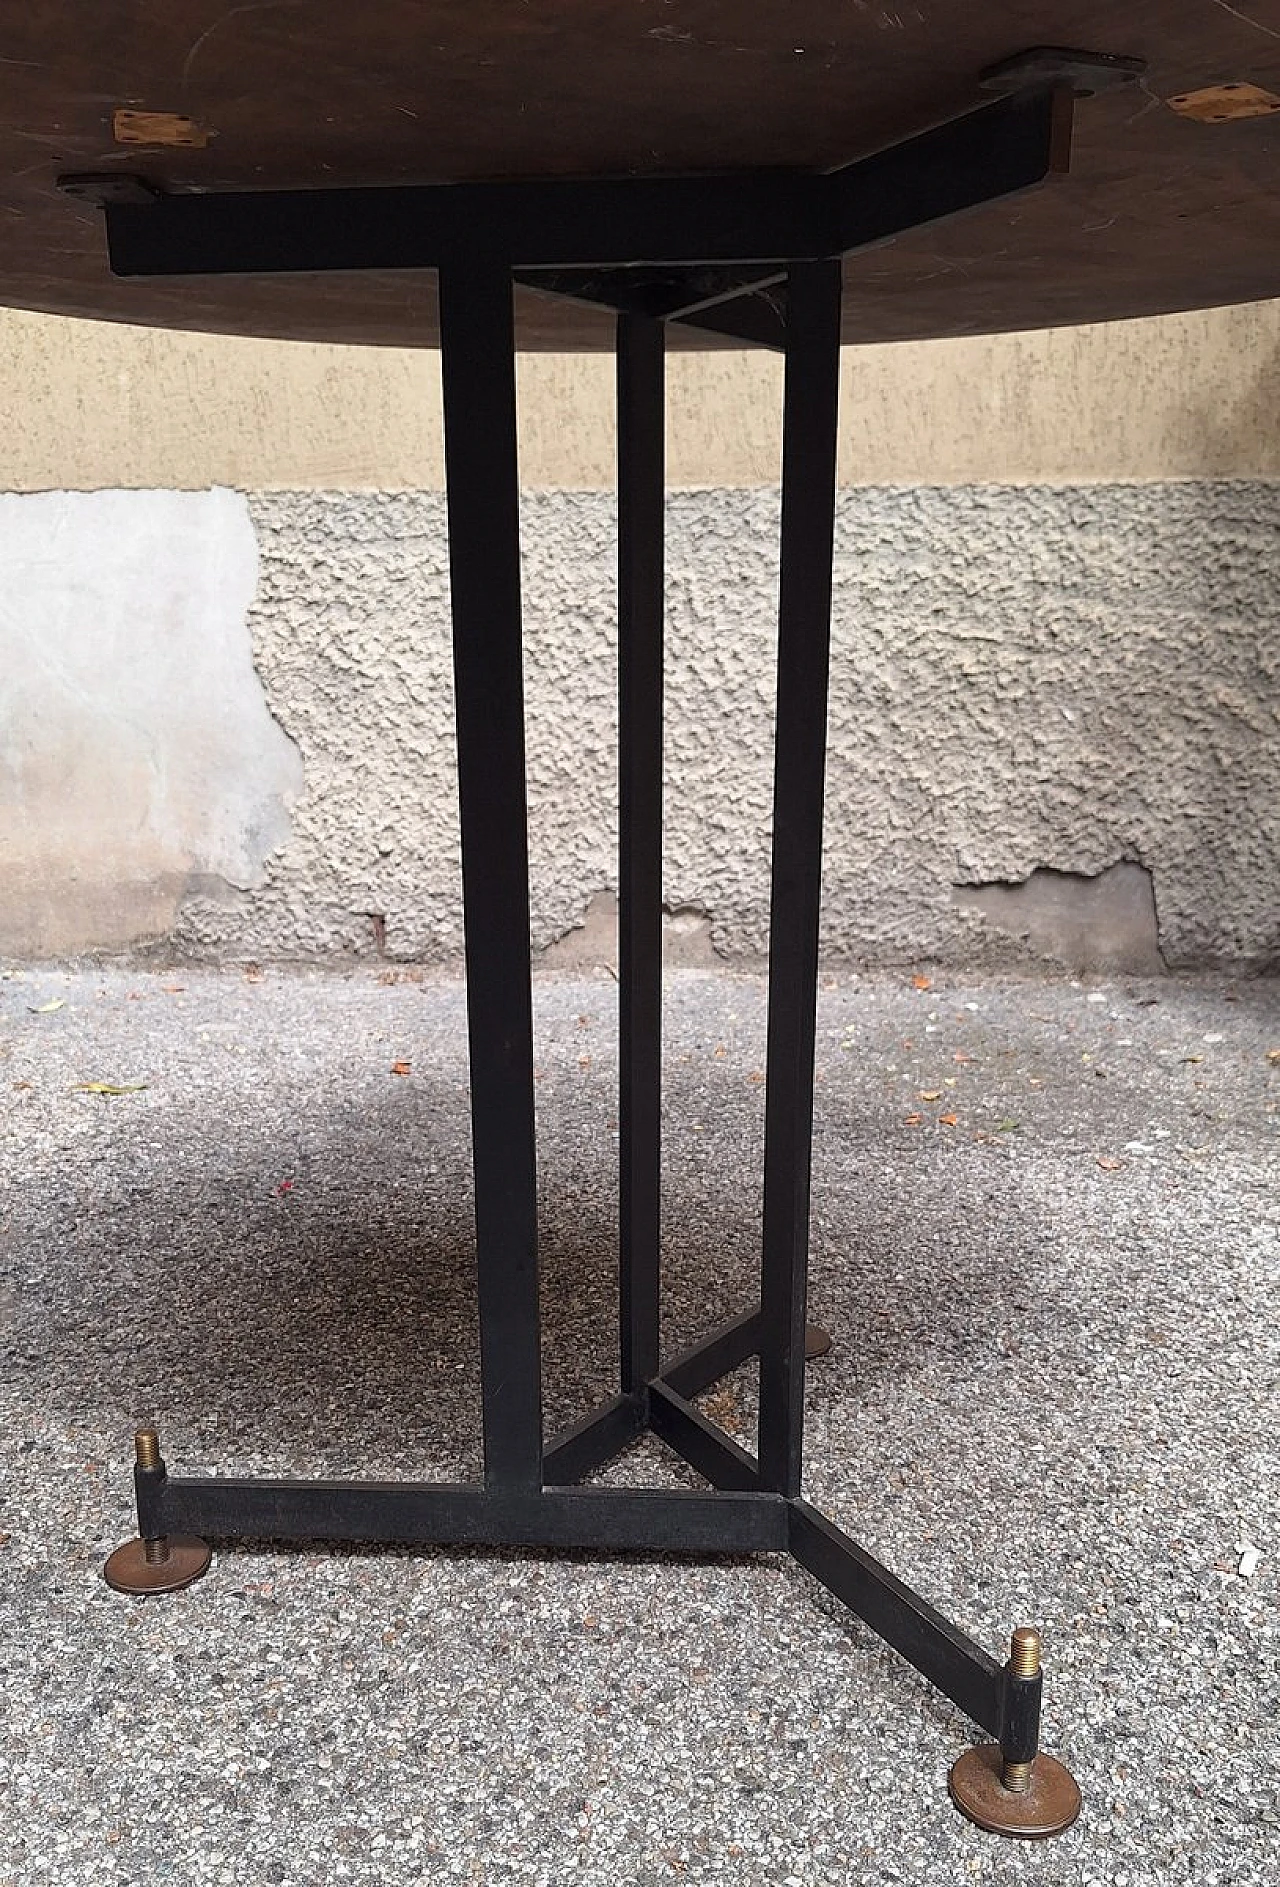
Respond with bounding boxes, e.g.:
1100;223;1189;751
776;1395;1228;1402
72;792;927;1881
948;1746;1081;1839
103;1532;213;1595
102;1428;211;1595
949;1628;1081;1839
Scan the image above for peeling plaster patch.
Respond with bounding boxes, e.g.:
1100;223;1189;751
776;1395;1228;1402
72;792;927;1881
951;863;1165;974
662;905;721;968
0;489;301;955
540;889;620;971
539;890;721;970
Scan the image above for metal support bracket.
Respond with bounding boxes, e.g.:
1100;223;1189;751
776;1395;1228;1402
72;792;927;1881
980;46;1147;99
57;73;1078;348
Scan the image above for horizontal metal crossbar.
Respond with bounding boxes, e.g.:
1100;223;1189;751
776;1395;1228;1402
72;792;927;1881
90;87;1070;282
530;1365;1009;1735
658;1309;762;1400
648;1382;761;1492
149;1477;789;1553
640;1395;1004;1730
789;1500;1004;1734
517;268;789;350
542;1392;647;1486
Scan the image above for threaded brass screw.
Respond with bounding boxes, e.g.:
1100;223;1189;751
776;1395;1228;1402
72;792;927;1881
1009;1626;1041;1680
135;1428;161;1473
1001;1758;1033;1794
1001;1626;1042;1794
142;1536;171;1566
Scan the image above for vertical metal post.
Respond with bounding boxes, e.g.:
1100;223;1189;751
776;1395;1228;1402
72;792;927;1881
756;259;843;1496
617;314;667;1393
438;257;543;1491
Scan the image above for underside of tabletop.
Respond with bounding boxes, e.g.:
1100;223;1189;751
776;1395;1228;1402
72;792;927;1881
3;3;1280;349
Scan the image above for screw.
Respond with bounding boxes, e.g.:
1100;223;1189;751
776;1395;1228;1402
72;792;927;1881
143;1536;172;1566
1009;1625;1041;1680
1002;1627;1041;1794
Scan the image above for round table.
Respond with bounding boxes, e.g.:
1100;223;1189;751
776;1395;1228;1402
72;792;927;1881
15;4;1276;1846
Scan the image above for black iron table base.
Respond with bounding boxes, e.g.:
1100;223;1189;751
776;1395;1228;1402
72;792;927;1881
89;65;1103;1840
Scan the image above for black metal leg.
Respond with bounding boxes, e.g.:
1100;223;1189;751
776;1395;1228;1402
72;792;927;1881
617;313;666;1397
438;257;543;1493
96;113;1084;1836
756;259;843;1498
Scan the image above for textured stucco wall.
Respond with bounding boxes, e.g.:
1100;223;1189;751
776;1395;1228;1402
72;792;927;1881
147;483;1279;973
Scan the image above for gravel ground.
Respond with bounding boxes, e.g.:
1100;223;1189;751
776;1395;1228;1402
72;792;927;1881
0;962;1276;1887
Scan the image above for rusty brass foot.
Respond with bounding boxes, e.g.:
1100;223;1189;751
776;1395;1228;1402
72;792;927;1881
102;1426;211;1594
949;1626;1081;1838
103;1532;212;1595
804;1323;832;1359
948;1747;1081;1839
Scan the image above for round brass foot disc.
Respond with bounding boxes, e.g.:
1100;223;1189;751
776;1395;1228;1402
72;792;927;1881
804;1324;833;1359
103;1535;212;1595
948;1746;1082;1839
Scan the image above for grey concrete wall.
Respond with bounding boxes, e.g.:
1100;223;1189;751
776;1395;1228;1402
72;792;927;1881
4;483;1274;972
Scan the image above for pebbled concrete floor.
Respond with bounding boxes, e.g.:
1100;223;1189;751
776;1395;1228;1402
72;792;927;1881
0;963;1276;1887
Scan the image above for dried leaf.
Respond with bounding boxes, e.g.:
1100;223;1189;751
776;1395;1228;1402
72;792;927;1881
904;1112;924;1126
701;1383;744;1435
995;1117;1020;1133
939;1113;959;1127
912;975;932;991
390;1060;412;1076
1096;1155;1124;1173
1267;1048;1280;1066
746;1070;764;1084
919;1089;942;1102
30;998;66;1014
73;1081;147;1096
